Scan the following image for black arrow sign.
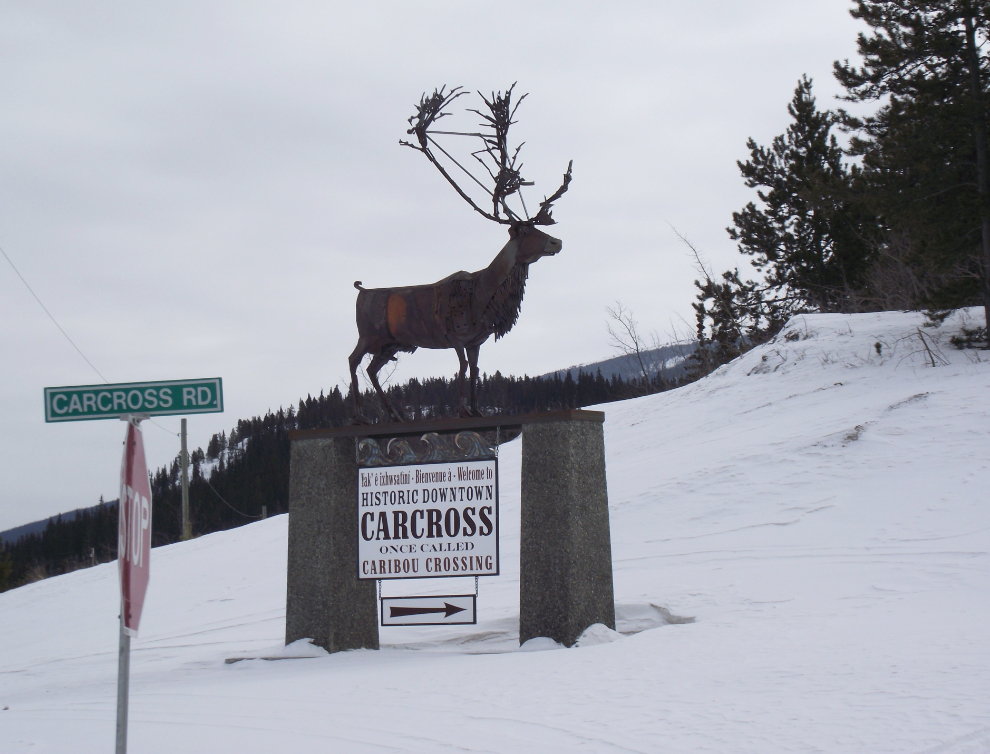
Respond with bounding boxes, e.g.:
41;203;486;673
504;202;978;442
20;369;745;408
389;602;466;619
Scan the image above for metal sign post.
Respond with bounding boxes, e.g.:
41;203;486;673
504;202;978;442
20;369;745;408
43;375;224;749
116;416;153;754
115;615;131;754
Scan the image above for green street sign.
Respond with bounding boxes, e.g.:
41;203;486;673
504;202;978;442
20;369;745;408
44;378;223;422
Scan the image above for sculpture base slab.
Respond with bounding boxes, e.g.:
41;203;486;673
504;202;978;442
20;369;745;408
285;409;614;653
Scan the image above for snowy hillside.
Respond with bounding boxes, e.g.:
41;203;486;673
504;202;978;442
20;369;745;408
2;309;988;753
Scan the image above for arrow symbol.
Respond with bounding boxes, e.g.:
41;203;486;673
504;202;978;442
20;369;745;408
389;602;466;619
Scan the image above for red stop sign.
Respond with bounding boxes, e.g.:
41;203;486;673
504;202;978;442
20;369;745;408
119;420;152;636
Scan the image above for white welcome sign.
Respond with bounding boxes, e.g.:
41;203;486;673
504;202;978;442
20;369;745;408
357;459;498;580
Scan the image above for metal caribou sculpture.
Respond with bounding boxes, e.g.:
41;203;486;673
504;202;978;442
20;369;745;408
349;85;572;423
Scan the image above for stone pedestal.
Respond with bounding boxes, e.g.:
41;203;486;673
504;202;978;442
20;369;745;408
285;436;379;652
285;409;613;654
519;417;615;647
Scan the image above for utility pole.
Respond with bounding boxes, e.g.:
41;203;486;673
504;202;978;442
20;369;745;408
180;418;191;540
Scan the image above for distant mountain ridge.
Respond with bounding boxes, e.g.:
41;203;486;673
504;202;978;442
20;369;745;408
0;500;117;545
544;342;697;382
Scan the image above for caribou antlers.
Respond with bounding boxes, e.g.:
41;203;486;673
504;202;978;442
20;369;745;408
400;84;573;226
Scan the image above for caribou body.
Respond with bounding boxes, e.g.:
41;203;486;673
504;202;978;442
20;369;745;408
349;225;561;421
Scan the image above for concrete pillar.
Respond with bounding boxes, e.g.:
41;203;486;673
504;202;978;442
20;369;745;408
285;436;379;652
519;417;615;647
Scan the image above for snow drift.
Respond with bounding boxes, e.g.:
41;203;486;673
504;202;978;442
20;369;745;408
1;309;988;753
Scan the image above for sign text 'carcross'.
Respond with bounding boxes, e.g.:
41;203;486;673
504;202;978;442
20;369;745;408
44;378;223;422
357;459;499;580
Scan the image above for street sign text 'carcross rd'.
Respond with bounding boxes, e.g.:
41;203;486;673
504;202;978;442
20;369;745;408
44;378;223;422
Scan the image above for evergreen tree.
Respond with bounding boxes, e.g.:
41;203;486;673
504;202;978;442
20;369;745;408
835;0;990;331
690;268;792;377
729;76;876;312
0;549;13;592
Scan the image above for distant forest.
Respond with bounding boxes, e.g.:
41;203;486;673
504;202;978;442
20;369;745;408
0;367;680;591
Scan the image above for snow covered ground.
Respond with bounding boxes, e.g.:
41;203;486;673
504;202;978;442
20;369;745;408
2;309;989;753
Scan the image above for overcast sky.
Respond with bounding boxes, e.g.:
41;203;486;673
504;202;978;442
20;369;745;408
0;1;863;531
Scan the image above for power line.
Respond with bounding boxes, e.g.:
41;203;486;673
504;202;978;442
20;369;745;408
147;418;180;437
204;477;262;519
0;242;110;383
0;241;178;438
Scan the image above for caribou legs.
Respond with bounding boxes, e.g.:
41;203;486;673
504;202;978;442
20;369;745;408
348;341;406;424
455;345;483;418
